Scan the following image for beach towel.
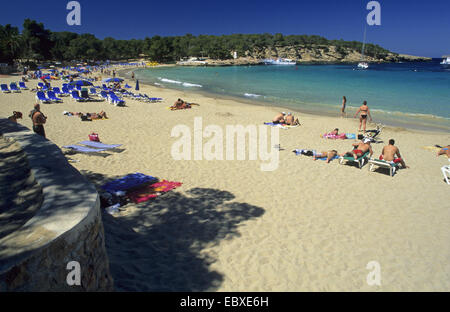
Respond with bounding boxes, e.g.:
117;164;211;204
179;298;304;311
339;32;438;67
264;122;289;130
101;173;158;194
127;180;182;204
322;133;348;139
345;133;357;139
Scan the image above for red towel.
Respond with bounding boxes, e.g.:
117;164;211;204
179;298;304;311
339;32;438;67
127;180;182;204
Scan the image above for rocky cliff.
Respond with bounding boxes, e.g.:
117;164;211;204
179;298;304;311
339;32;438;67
178;45;431;66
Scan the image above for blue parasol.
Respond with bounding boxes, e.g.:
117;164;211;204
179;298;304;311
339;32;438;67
69;80;93;87
135;79;139;91
103;77;124;83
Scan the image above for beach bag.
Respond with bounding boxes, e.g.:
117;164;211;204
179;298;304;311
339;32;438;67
89;132;100;142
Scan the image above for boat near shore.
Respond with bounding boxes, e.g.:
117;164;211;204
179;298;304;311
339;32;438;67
440;55;450;67
263;58;296;65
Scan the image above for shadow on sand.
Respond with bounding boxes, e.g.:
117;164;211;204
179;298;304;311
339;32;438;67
82;170;265;292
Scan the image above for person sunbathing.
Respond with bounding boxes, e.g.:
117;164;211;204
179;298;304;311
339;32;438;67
313;150;338;163
284;113;300;126
272;112;286;124
8;111;23;123
380;139;409;168
437;145;450;158
340;138;373;160
171;98;194;110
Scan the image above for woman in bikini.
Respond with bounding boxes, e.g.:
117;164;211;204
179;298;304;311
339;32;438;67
354;101;372;133
437;145;450;158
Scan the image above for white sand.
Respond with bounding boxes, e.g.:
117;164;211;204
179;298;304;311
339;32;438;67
1;71;449;291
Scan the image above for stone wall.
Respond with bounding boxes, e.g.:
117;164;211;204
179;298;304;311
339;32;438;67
0;119;114;291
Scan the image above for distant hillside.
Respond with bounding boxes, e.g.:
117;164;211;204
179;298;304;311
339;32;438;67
0;20;431;66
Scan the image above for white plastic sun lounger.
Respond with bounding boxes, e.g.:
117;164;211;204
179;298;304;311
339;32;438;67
368;158;399;177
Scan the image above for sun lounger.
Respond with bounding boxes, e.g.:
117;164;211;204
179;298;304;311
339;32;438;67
442;160;450;185
71;90;85;102
79;141;122;149
108;92;125;106
100;91;108;101
101;173;158;194
339;151;370;169
368;158;399;177
9;83;21;93
89;88;99;96
47;91;62;103
52;87;63;96
62;144;107;153
19;81;29;90
37;82;44;89
1;84;11;93
36;91;51;104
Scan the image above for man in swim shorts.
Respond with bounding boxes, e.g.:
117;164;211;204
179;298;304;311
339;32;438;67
340;138;373;160
380;139;409;168
272;112;286;124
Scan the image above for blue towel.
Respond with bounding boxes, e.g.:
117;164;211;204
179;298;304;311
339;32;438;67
346;133;356;139
101;173;158;193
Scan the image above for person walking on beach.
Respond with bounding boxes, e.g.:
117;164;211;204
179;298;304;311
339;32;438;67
131;72;135;80
341;96;347;117
354;101;372;133
29;104;47;138
380;139;409;168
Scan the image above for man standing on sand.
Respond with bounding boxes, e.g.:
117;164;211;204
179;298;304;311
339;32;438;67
380;139;409;168
29;104;47;138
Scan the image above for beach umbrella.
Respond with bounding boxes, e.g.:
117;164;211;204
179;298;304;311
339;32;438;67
69;80;93;87
103;77;124;83
135;79;139;91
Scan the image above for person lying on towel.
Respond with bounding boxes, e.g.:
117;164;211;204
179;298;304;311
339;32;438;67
322;128;347;139
313;150;338;163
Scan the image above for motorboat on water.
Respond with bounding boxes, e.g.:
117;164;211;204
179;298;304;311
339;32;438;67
357;62;369;69
440;55;450;67
263;58;296;65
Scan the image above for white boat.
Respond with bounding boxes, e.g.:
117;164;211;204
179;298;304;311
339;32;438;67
263;58;296;65
357;26;369;70
440;55;450;67
357;62;369;69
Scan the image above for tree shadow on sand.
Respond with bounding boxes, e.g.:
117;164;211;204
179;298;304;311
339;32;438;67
82;170;265;292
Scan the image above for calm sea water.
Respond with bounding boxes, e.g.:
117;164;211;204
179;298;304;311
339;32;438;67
134;60;450;131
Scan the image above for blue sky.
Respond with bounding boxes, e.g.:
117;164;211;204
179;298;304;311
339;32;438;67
0;0;448;57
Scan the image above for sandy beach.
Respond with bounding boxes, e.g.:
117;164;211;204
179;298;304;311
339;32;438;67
1;70;449;292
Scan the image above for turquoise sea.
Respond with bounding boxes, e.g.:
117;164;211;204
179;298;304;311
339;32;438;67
133;60;450;132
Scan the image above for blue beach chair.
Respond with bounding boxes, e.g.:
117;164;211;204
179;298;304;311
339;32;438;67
36;91;51;104
71;90;85;102
1;84;11;93
19;81;29;90
47;91;62;103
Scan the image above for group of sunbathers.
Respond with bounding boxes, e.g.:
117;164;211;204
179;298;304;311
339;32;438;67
272;112;300;126
312;137;409;168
